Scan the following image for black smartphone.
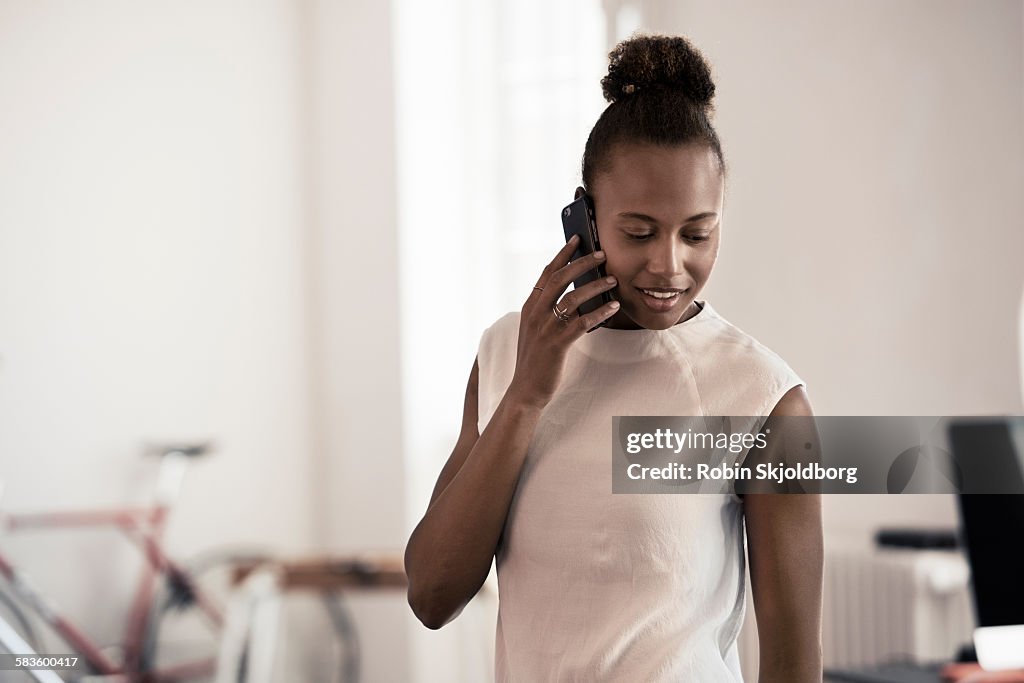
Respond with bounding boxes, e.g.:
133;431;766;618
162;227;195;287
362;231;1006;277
560;191;616;327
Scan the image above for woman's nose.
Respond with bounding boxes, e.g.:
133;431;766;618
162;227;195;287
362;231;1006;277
646;238;685;277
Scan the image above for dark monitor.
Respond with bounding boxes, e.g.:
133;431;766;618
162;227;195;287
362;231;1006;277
950;418;1024;628
949;417;1024;671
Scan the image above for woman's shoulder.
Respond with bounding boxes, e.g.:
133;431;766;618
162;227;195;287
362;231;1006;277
476;310;521;357
489;309;521;331
696;303;801;376
475;312;521;414
695;303;806;415
698;303;781;350
480;310;520;341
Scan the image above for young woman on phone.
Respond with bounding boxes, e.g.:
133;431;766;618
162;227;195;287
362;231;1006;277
405;33;823;682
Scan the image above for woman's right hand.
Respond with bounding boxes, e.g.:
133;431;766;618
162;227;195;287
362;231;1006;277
507;234;621;410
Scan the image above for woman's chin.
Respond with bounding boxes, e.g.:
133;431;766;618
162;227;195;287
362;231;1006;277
615;294;696;330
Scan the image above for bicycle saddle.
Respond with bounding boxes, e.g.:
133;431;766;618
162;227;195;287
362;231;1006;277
145;442;214;458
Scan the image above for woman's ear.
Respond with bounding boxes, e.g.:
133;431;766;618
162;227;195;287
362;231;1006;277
574;186;585;200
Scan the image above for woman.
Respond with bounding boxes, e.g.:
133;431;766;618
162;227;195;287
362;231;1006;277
405;33;823;682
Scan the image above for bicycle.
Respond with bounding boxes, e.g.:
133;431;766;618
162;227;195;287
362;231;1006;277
0;444;358;683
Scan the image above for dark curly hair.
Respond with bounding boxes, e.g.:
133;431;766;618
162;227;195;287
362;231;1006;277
581;33;725;191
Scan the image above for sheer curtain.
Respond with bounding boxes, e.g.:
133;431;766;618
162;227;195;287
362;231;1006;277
394;1;608;541
393;0;609;679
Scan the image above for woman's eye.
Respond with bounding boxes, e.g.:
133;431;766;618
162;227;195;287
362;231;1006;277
624;232;709;242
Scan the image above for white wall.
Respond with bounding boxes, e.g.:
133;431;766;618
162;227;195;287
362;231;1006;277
0;1;413;679
622;0;1024;542
304;0;411;680
613;0;1024;678
0;0;315;652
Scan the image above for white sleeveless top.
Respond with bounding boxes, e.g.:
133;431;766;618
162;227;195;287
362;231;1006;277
475;300;805;683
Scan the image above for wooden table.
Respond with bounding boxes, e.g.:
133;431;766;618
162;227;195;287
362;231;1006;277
230;554;407;591
217;554;407;683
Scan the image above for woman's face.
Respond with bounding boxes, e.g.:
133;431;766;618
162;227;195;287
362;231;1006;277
589;141;725;330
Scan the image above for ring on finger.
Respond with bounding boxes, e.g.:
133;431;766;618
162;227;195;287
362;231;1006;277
552;301;572;322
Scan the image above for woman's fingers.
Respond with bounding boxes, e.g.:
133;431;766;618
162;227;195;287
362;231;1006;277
512;237;619;409
533;235;580;291
529;237;608;321
555;274;617;318
542;250;607;305
573;299;620;334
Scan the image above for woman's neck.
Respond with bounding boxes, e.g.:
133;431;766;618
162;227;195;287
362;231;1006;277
603;301;701;330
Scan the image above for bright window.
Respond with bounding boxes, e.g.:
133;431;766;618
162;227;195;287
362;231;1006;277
394;0;608;528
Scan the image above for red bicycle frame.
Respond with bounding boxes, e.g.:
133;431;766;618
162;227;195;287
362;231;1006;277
0;449;224;682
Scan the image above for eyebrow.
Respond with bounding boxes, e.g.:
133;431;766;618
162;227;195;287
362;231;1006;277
617;211;717;225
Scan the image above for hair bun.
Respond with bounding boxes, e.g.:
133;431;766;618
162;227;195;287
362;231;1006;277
601;33;716;107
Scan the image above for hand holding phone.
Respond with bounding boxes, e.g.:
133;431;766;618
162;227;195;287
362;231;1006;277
560;189;617;329
509;236;619;410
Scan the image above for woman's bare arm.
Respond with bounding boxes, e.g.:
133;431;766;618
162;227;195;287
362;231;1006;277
404;357;543;629
404;238;619;630
744;385;824;683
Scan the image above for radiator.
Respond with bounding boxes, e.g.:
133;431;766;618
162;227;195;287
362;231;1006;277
737;545;975;679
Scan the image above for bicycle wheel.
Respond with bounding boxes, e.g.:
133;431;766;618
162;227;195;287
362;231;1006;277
0;587;41;655
0;588;45;683
141;547;272;680
142;549;360;683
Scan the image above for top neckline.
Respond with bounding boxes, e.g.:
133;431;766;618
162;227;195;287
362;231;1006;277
574;299;715;362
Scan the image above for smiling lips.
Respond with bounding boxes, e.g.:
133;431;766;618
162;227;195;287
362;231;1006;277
635;287;686;312
639;289;678;299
